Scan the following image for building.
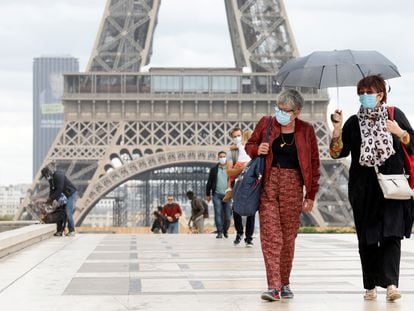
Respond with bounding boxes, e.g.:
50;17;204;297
82;199;114;227
0;184;29;217
33;56;79;177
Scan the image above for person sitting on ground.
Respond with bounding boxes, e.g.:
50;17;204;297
223;130;252;202
151;206;167;234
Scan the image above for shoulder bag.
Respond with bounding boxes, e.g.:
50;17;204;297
374;107;413;200
232;117;272;216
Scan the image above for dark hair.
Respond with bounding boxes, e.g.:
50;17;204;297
357;75;387;103
41;166;52;178
229;127;243;138
157;205;163;211
218;151;226;157
186;190;194;197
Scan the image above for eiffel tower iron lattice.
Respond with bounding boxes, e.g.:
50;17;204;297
18;0;353;227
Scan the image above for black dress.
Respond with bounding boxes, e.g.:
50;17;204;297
338;106;414;288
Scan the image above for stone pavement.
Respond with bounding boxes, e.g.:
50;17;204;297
0;233;414;311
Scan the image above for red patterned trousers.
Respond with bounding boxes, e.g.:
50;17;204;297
259;167;303;289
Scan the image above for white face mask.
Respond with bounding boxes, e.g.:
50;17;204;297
219;158;226;165
233;137;242;145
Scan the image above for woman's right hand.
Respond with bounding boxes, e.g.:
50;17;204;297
258;143;269;155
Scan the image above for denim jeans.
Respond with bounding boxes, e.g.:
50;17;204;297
212;193;232;234
66;191;77;232
166;221;179;234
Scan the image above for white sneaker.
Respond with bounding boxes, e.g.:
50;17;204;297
386;285;401;301
363;288;377;301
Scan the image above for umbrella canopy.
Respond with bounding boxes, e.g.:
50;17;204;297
275;49;401;88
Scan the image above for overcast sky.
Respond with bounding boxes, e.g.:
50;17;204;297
0;0;413;185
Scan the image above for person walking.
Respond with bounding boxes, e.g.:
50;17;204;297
206;151;232;238
330;75;414;301
227;127;255;247
161;195;182;234
245;89;320;301
223;130;252;202
186;191;205;233
41;165;78;236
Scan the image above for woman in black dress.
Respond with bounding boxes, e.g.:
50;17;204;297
330;75;414;301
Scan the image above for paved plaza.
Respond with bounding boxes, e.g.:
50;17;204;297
0;233;414;310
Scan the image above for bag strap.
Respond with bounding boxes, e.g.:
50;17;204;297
388;106;395;121
387;106;411;176
231;149;238;166
263;117;273;143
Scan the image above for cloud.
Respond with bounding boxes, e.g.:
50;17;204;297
151;0;234;67
287;0;414;17
0;113;32;185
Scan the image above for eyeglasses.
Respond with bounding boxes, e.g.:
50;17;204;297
274;106;295;114
358;89;382;96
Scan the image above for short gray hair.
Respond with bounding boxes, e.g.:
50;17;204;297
277;89;304;111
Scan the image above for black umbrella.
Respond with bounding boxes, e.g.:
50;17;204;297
275;49;401;89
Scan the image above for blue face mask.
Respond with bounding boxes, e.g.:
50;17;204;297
359;94;378;109
275;109;291;125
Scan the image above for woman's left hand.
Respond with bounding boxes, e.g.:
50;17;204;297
302;199;314;213
386;120;405;137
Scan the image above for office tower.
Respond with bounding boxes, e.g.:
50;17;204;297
33;56;79;177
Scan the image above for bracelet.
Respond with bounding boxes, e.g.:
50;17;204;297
400;130;407;139
400;131;410;145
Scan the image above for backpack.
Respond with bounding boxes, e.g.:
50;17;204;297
201;200;209;218
388;106;414;188
232;117;272;216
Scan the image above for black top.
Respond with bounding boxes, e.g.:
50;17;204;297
271;133;300;169
337;107;414;245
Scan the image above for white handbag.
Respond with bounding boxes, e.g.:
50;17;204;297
375;167;413;200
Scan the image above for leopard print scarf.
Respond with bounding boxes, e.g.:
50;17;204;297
357;105;395;167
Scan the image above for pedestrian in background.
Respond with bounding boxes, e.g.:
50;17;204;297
227;127;255;247
206;151;232;238
41;164;77;236
161;195;182;234
186;191;205;233
151;206;167;234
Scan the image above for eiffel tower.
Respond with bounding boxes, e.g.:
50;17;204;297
18;0;353;227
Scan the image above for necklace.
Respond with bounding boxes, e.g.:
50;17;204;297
280;133;295;148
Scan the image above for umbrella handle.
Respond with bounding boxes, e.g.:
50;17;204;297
330;114;340;123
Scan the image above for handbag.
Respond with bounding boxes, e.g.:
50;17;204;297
232;117;272;216
388;106;414;188
375;166;412;200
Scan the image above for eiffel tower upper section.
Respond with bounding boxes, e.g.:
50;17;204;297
87;0;299;73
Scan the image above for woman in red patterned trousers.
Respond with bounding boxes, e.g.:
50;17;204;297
246;89;320;301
